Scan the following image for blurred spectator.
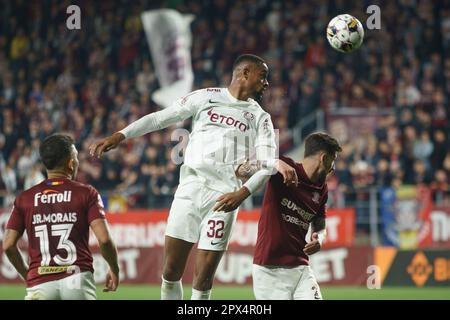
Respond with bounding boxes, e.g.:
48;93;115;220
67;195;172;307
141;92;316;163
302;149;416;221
0;155;17;207
431;169;449;205
413;131;434;169
24;163;45;190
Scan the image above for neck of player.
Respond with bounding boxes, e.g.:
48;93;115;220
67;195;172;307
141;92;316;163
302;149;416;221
228;83;252;101
47;170;72;180
301;158;321;184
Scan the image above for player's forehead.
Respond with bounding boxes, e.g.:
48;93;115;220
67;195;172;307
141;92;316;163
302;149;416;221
256;63;269;74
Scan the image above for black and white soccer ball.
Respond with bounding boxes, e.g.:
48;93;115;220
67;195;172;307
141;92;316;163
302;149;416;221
326;14;364;53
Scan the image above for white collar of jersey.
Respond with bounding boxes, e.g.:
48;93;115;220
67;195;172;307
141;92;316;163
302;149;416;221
225;88;251;103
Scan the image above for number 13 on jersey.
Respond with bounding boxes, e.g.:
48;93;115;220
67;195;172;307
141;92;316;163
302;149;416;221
34;224;77;266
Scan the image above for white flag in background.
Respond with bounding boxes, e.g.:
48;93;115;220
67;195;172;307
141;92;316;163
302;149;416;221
141;9;194;108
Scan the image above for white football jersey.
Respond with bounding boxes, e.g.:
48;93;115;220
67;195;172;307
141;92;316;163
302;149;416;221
175;88;277;192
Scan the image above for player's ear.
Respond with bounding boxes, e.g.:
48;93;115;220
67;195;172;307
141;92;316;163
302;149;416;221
319;152;327;164
242;66;250;80
67;158;74;173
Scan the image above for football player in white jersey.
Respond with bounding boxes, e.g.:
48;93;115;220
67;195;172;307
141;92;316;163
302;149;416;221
90;54;297;300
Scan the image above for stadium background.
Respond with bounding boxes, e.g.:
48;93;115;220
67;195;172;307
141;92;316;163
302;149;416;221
0;0;449;299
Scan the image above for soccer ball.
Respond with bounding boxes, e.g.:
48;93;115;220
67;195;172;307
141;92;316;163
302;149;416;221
326;14;364;53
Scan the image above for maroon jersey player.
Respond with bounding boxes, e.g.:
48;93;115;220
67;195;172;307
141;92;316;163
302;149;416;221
241;132;342;300
2;134;119;300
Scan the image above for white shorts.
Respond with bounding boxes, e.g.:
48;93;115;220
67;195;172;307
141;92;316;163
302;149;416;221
252;264;322;300
25;271;96;300
165;179;238;251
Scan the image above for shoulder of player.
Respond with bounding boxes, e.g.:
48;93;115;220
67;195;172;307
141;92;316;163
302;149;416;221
279;155;297;168
193;87;224;99
13;190;25;207
15;180;46;203
269;156;295;183
268;157;300;184
180;88;224;105
67;180;99;195
252;108;273;129
202;87;231;102
204;87;224;94
251;102;272;120
246;98;265;111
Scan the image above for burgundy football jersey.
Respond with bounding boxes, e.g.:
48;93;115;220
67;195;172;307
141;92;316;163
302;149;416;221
6;178;105;287
253;156;328;267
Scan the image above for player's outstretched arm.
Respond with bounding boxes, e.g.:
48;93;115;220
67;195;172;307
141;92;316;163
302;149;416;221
90;219;120;292
2;229;28;281
89;102;195;159
303;216;326;256
89;132;125;159
236;159;298;187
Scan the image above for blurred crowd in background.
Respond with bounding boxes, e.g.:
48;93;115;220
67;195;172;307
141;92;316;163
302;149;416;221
0;0;449;217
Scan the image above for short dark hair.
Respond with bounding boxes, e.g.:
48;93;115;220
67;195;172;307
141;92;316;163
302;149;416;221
39;134;74;170
232;54;266;71
304;132;342;158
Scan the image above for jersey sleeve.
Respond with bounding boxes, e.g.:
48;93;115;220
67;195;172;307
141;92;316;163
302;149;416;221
87;187;106;224
119;90;203;139
242;114;278;193
6;198;25;234
255;113;277;150
172;89;204;119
